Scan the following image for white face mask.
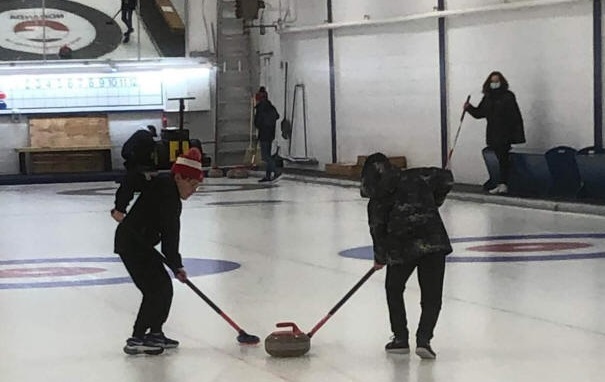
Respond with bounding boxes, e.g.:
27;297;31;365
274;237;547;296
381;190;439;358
490;82;501;90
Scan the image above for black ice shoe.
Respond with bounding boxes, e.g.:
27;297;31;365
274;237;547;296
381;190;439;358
385;336;410;354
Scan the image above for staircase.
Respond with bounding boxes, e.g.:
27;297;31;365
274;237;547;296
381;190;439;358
215;0;254;166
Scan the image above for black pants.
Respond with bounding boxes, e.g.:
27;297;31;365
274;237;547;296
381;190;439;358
121;8;134;32
260;141;276;179
490;144;511;184
385;254;446;345
119;249;173;338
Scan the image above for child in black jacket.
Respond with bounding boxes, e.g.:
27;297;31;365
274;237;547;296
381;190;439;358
361;153;453;359
113;147;203;355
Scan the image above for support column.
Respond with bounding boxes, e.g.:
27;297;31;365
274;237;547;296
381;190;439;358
327;0;338;163
438;0;448;168
594;0;603;149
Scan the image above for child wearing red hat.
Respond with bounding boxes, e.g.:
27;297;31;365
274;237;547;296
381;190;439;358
113;148;203;355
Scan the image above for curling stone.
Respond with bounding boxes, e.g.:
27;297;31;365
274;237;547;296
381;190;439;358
226;167;249;179
207;167;224;178
265;322;311;357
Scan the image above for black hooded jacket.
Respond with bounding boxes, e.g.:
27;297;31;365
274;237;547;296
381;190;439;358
362;160;454;265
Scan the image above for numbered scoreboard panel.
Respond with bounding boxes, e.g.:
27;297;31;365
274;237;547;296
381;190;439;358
0;71;164;113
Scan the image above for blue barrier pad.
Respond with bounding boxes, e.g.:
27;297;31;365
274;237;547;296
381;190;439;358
508;149;552;197
545;146;582;198
576;150;605;200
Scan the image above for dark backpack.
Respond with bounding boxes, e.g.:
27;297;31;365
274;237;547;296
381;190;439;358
121;130;156;170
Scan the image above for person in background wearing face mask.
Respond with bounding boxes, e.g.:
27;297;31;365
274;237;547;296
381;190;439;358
464;71;525;194
361;153;454;359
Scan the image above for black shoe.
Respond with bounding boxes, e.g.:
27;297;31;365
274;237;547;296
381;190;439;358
416;343;436;359
123;336;164;355
385;337;410;354
270;172;282;182
123;33;130;43
145;332;179;349
258;177;271;183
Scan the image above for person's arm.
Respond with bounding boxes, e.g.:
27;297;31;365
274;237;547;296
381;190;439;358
368;201;390;266
510;93;524;129
159;199;184;275
113;172;138;215
465;96;487;119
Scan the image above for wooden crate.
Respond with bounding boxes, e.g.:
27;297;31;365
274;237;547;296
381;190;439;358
17;116;112;174
30;151;107;174
29;116;110;148
325;163;363;178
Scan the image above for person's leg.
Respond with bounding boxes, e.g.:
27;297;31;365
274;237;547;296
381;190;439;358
492;144;511;190
385;262;416;351
259;141;272;180
266;142;276;179
118;250;167;354
119;249;172;331
415;254;446;359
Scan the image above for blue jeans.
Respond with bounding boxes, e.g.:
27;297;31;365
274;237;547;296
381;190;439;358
260;141;276;179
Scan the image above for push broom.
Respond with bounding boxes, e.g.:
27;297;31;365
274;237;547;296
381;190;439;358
445;95;471;170
123;223;260;345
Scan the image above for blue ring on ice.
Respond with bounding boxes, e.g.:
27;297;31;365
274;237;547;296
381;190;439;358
0;257;240;289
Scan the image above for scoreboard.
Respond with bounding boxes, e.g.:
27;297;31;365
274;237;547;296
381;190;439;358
0;67;211;113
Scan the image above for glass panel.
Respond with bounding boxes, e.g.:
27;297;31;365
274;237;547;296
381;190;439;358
0;0;188;63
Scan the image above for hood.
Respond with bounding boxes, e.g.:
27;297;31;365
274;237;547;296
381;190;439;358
360;155;400;199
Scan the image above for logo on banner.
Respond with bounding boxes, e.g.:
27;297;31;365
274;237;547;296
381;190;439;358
0;0;121;60
0;9;94;55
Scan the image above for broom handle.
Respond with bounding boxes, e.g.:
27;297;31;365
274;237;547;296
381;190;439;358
307;267;376;338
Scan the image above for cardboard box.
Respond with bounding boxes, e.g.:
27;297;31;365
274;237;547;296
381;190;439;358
325;163;362;178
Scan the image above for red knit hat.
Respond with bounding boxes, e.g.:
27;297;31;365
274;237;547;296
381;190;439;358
171;148;203;181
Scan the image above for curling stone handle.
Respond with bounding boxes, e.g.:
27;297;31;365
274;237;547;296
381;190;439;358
275;322;303;334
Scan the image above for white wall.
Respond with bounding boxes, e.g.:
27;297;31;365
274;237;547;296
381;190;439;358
253;0;598;185
448;0;593;184
334;21;441;166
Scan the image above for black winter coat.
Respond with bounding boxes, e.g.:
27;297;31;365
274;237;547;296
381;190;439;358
466;89;525;147
114;176;184;271
254;99;280;143
362;167;454;265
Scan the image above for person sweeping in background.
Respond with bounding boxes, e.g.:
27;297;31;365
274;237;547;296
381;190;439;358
361;153;453;359
112;147;203;355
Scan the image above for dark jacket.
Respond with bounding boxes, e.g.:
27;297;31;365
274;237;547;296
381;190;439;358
362;166;454;265
466;89;525;147
114;176;183;271
121;129;156;171
254;99;280;143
